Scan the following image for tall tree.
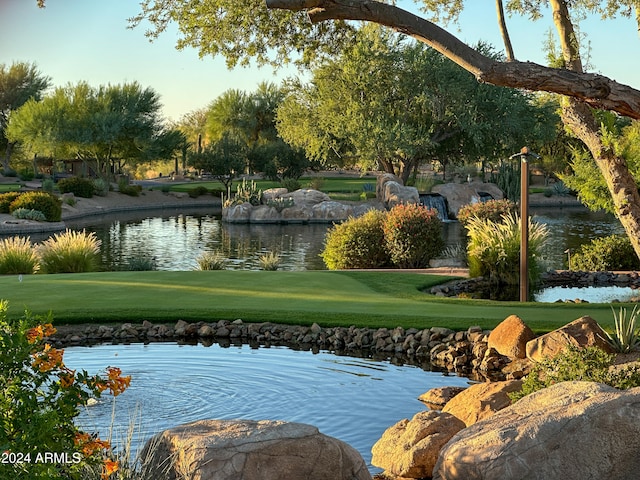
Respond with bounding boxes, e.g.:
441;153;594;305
277;26;553;182
0;61;50;171
6;81;166;177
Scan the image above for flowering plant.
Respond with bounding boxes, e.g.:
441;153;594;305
0;300;130;479
456;199;517;228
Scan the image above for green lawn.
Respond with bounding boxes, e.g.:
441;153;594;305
0;183;21;193
0;271;616;333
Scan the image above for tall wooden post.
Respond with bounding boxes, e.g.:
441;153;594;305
519;147;530;302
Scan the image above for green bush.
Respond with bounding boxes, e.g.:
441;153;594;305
0;300;130;479
9;192;62;222
466;213;548;285
382;203;444;268
117;179;142;197
37;229;102;273
321;210;389;270
126;255;157;271
570;234;640;271
92;178;110;197
456;199;517;227
57;176;95;198
11;208;46;221
188;185;209;198
510;345;640;402
281;178;301;192
0;236;40;274
41;178;55;194
0;192;22;213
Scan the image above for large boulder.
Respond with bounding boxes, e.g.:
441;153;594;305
418;386;466;410
376;173;402;201
433;381;640;480
249;205;281;223
141;419;371;480
383;181;419;208
222;202;252;223
281;188;331;205
488;314;536;359
311;201;355;221
371;410;465;479
526;315;614;362
432;181;504;218
441;380;522;427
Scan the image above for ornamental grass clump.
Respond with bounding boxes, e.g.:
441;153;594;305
604;305;640;353
466;213;548;286
321;209;389;270
38;229;102;274
456;198;517;228
196;251;227;270
258;251;281;271
382;203;444;268
0;299;130;479
0;236;40;274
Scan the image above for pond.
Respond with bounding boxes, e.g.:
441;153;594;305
56;205;625;272
64;342;469;475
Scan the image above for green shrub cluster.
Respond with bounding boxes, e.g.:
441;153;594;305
570;234;640;271
57;176;95;198
383;203;444;268
92;178;110;197
510;345;640;403
456;198;517;227
188;185;209;198
8;192;62;222
322;205;444;270
11;208;47;221
0;192;23;213
117;179;142;197
322;209;389;270
466;213;548;286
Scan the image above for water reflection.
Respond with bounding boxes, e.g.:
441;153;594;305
17;205;625;272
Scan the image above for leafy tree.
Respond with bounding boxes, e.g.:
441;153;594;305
0;61;50;172
188;132;246;192
117;0;640;261
277;27;553;182
249;139;311;181
6;81;166;178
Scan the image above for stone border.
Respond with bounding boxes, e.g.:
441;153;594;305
50;319;502;380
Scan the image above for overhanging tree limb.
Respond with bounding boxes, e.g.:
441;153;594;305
266;0;640;120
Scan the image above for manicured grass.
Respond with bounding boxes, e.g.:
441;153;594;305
0;271;617;333
0;184;21;193
167;176;377;195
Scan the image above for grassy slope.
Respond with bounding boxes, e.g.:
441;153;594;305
0;271;614;333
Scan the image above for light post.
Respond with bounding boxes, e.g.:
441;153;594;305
509;146;540;302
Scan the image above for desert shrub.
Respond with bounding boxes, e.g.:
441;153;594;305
258;251;281;271
0;192;23;213
226;179;261;207
117;179;142;197
266;197;295;212
281;178;301;192
188;185;209;198
466;213;548;285
11;208;46;221
321;210;389;270
0;300;129;479
92;178;110;197
196;251;227;270
307;177;325;190
0;236;40;274
570;234;640;271
382;203;444;268
126;255;157;271
57;176;95;198
456;198;517;228
510;345;640;402
41;178;55;194
9;191;62;222
37;229;102;273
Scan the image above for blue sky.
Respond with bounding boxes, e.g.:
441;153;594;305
1;1;638;122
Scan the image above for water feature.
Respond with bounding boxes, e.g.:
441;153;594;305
534;285;637;303
64;342;469;475
419;193;450;221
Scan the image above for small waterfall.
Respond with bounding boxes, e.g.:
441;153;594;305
419;193;449;221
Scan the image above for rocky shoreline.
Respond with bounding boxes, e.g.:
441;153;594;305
51;318;507;381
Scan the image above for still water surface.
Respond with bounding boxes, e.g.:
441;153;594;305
60;206;625;272
65;342;469;474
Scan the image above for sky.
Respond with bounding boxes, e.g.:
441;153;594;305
1;0;638;123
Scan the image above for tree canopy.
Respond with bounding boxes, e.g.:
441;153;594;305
0;61;51;171
6;81;171;177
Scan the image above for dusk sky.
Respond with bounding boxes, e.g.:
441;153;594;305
1;0;638;122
